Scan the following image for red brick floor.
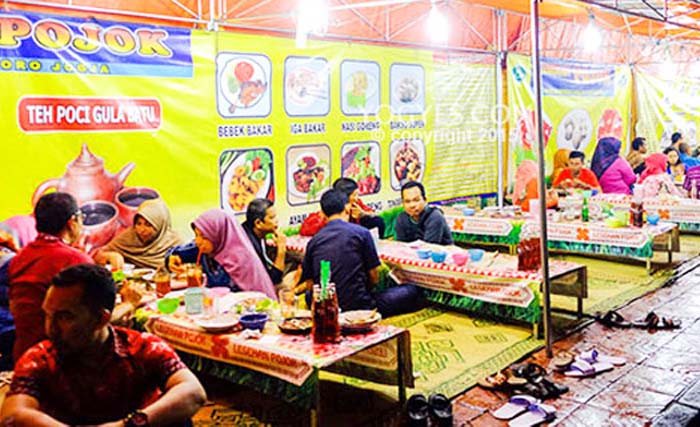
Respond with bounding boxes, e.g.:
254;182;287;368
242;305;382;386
452;268;700;427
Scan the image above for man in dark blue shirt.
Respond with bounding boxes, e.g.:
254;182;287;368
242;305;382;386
394;181;453;245
299;190;422;317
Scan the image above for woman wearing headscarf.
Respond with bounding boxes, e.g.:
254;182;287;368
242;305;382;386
167;209;277;299
512;160;558;212
591;137;636;194
665;147;687;181
637;153;683;198
95;199;184;269
551;148;571;185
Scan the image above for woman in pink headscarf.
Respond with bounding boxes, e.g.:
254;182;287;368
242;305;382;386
511;160;558;212
637;153;683;198
167;209;277;299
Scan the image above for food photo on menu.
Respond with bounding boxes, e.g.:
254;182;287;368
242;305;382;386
216;52;271;118
341;142;381;195
219;148;274;214
286;145;331;205
390;139;425;189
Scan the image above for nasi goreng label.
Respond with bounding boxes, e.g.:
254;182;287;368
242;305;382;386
0;12;192;77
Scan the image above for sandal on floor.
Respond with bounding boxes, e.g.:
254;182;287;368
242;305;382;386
553;351;575;371
405;394;429;427
428;393;453;427
478;370;526;391
595;310;631;328
632;312;660;329
564;360;614;378
508;403;557;427
511;363;568;400
661;317;682;329
576;349;626;367
491;395;539;420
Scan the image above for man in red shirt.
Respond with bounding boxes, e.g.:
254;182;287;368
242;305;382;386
8;192;93;362
553;151;602;191
1;264;206;427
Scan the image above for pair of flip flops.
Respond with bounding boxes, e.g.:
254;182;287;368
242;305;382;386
491;395;556;426
405;393;452;427
597;310;681;330
479;363;568;400
558;349;626;378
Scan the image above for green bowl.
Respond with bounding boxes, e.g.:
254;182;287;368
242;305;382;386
157;297;180;314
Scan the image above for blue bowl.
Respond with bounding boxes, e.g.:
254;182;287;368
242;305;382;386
468;249;485;262
431;251;447;263
239;313;269;331
416;249;432;259
462;207;476;216
647;213;660;225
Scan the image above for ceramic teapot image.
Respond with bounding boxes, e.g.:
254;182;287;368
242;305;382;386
32;144;135;206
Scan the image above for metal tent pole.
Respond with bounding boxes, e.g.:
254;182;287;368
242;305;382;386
496;9;505;209
530;0;553;357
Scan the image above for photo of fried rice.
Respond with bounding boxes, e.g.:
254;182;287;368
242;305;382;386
220;149;273;214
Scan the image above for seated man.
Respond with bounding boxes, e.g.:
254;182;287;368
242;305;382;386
298;190;421;317
242;199;287;286
553;151;601;192
626;137;647;175
9;192;93;363
300;178;385;237
1;264;206;427
394;181;453;245
678;142;700;168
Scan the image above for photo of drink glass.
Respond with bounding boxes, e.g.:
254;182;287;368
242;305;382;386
154;266;171;298
278;288;296;319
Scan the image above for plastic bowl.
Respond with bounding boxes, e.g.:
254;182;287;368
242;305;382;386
431;251;447;263
416;249;432;259
462;207;476;216
239;313;269;331
452;253;469;266
647;213;660;225
157;297;180;314
468;249;485;262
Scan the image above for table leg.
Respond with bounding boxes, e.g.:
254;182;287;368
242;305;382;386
397;334;406;404
668;232;673;264
310;370;321;427
646;258;651;275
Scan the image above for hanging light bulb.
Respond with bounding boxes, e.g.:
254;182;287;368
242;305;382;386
582;13;601;52
427;3;448;44
296;0;329;48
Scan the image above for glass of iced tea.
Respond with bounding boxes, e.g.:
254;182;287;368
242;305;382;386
185;264;204;288
154;266;171;298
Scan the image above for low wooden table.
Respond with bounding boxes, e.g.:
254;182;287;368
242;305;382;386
145;312;412;427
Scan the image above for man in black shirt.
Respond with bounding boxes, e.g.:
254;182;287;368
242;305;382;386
394;181;453;245
242;199;286;286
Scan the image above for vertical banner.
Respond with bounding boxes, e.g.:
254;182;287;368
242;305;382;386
635;68;700;152
1;11;499;243
507;54;632;175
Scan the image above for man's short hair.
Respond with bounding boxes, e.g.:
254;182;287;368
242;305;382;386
332;178;358;197
400;181;426;200
320;190;348;217
632;137;646;151
246;198;273;225
34;192;79;235
672;132;683;144
52;264;116;316
663;146;679;156
569;151;586;161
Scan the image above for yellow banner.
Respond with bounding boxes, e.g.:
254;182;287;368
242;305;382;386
0;12;498;242
506;54;632;174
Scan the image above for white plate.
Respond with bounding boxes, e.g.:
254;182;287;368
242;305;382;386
195;315;240;333
340;310;382;331
286;67;326;106
219;56;268;111
220;151;272;214
557;108;593;151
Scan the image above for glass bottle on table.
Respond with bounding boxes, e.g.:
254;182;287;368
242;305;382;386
154;265;171;298
312;283;340;344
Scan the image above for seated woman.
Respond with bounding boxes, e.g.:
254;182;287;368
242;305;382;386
94;199;184;269
550;148;570;185
665;147;686;182
512;160;558;212
167;209;277;299
591;137;636;195
637;153;683;198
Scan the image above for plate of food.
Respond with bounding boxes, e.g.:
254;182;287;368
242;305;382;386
278;316;313;335
391;140;424;188
220;149;273;214
395;76;420;104
341;144;380;195
286;67;327;107
597;108;623;141
195;313;240;333
289;153;330;199
557;108;592;151
344;71;378;109
219;57;268;114
339;309;382;333
514;109;552;151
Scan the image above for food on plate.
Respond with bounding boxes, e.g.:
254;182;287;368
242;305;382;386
292;154;329;198
225;59;267;112
597;108;623;140
341;309;380;325
227;150;271;212
394;142;422;182
342;145;380;195
287;68;323;103
279;317;312;330
517;110;552;150
347;71;369;107
557;109;592;150
397;76;419;103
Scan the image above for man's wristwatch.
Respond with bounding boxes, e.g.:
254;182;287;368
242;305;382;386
123;410;149;427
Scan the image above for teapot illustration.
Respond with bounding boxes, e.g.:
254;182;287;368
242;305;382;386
32;143;135;206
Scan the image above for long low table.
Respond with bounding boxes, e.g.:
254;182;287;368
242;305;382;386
286;236;588;327
592;194;700;234
443;207;679;273
144;311;412;426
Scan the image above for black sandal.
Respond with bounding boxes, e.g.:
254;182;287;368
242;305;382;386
596;310;631;328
